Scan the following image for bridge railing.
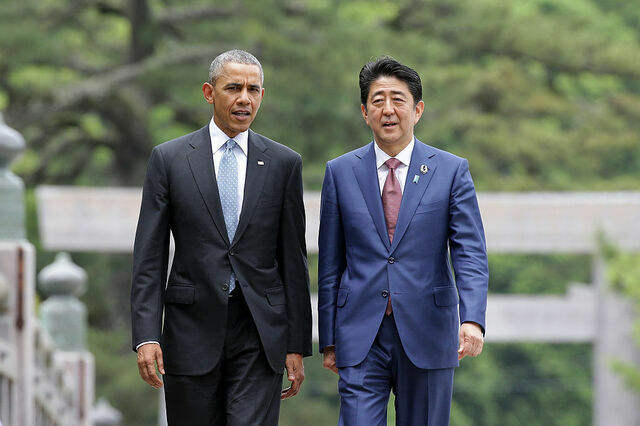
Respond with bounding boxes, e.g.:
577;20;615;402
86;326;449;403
0;114;101;426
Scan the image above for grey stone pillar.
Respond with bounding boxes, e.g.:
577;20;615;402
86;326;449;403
0;113;26;240
37;253;95;425
593;254;640;425
0;112;35;426
38;252;88;350
91;397;123;426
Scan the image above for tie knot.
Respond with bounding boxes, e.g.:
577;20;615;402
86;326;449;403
225;139;236;151
385;158;402;171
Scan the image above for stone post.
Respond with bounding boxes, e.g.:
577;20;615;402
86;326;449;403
91;397;123;426
38;253;95;426
0;112;25;240
593;254;640;425
0;112;35;426
38;252;88;350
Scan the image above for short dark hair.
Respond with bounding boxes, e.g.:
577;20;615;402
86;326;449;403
359;57;422;107
209;49;263;85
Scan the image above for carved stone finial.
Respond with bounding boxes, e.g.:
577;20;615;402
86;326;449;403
0;113;25;169
38;252;88;298
38;253;88;350
91;398;123;426
0;112;26;240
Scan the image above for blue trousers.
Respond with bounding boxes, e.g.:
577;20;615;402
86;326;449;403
338;314;455;426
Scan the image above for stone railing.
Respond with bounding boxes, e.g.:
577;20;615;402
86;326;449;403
0;114;118;426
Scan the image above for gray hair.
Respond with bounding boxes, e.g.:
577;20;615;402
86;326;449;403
208;49;264;86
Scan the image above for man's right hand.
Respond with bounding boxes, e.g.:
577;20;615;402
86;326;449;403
322;346;338;374
137;343;165;388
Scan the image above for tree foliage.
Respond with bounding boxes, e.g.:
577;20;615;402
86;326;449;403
3;0;640;190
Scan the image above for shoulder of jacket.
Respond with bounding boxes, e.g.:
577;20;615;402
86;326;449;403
327;143;370;168
253;131;301;163
416;140;467;166
154;127;206;155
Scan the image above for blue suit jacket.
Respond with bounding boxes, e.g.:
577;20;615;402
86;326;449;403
318;139;488;369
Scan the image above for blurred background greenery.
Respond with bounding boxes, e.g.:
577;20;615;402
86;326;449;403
2;0;640;424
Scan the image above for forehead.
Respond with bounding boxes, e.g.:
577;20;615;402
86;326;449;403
217;62;262;85
368;76;411;98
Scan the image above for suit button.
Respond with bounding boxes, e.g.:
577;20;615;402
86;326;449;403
230;250;236;256
381;290;389;298
222;283;229;291
388;257;395;264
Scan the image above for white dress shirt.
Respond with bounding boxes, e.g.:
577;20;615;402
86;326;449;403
135;119;249;352
374;138;415;195
209;118;248;217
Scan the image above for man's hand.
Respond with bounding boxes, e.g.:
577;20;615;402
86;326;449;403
458;322;484;360
137;343;165;388
322;346;338;374
281;353;305;399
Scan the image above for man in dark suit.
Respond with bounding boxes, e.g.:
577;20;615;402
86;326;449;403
318;57;488;425
131;49;312;425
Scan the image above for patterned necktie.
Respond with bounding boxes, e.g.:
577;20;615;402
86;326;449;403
382;158;402;315
218;139;238;293
382;158;402;243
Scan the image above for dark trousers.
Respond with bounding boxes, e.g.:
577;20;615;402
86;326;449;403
338;314;455;426
164;290;283;426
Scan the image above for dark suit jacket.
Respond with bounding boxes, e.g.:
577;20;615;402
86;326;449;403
131;126;312;375
318;139;488;369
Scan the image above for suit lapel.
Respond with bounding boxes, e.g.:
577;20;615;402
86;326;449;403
390;140;438;252
187;126;230;246
232;130;271;245
353;142;391;251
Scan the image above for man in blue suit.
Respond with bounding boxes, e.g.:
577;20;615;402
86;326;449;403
318;57;489;425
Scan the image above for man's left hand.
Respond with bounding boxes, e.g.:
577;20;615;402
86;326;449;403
458;322;484;360
281;353;305;399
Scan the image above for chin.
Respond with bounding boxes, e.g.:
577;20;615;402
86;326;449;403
232;124;250;133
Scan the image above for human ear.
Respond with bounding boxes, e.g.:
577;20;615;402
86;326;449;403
414;100;425;123
202;82;215;104
361;104;369;125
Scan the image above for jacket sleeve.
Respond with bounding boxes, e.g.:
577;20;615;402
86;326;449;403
277;155;313;357
317;161;346;352
131;147;171;351
448;158;489;333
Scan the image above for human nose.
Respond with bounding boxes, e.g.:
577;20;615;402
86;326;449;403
237;88;250;104
382;98;394;115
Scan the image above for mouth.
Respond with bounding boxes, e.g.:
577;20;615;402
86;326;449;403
232;110;252;119
382;121;397;128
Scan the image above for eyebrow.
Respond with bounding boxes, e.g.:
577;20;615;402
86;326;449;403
225;82;262;90
371;90;407;98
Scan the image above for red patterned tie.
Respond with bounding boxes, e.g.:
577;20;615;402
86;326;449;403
382;158;402;315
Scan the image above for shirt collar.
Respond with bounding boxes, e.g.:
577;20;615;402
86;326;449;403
374;138;415;169
209;118;249;155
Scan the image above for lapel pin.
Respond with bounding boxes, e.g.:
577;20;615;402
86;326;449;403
257;160;265;166
420;164;428;174
413;175;420;184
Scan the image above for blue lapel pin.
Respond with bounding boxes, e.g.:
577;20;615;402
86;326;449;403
413;174;420;184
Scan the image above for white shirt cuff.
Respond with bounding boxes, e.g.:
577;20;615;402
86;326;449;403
135;341;159;351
